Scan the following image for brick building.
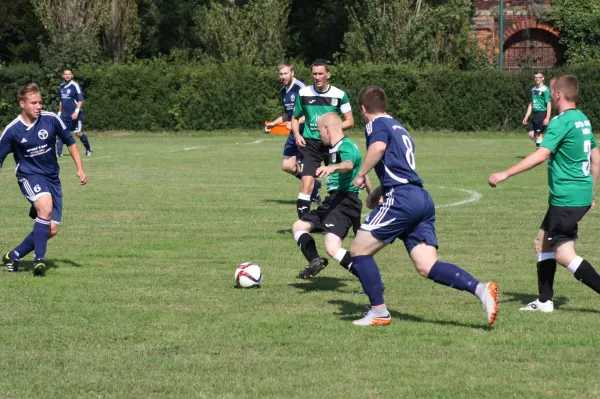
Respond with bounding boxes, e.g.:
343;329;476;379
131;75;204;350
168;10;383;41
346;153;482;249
472;0;563;72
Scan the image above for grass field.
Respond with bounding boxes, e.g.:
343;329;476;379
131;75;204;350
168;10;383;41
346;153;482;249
1;130;599;398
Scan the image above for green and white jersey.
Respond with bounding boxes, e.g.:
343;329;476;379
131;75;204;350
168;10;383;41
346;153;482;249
326;137;361;194
531;85;551;112
293;84;351;140
540;109;596;207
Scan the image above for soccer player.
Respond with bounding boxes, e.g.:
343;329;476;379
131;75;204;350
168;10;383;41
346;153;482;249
0;83;87;276
265;62;321;205
292;113;370;279
292;59;354;219
490;74;600;312
57;69;93;157
522;72;551;148
349;86;499;327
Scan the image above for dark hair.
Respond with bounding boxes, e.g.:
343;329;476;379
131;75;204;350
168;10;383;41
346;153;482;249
310;59;330;72
17;83;41;103
277;61;294;72
550;75;579;101
359;86;388;113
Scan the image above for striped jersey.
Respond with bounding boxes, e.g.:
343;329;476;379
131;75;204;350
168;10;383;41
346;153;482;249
0;111;76;179
326;137;362;194
531;85;550;112
280;78;305;120
292;84;351;140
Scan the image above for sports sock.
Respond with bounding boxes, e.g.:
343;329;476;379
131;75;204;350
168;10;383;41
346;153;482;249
294;231;319;263
296;193;311;218
11;232;35;260
427;261;479;295
570;257;600;294
352;255;384;306
537;253;557;302
79;134;91;151
370;304;389;317
32;217;50;261
334;248;358;277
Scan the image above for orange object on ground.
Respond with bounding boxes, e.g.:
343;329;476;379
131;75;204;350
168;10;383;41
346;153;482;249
265;121;291;135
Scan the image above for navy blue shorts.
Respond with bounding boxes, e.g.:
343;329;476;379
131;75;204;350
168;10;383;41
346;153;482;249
282;132;303;161
61;117;83;134
361;185;438;253
17;175;63;224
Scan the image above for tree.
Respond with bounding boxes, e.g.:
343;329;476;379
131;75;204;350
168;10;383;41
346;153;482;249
551;0;600;64
0;0;46;63
193;0;289;65
101;0;141;62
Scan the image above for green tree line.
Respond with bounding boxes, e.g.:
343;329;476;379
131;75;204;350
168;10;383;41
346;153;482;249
1;0;599;71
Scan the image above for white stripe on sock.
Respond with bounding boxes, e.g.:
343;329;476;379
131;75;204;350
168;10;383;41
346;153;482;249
333;248;347;263
567;256;583;274
294;231;308;242
537;252;555;262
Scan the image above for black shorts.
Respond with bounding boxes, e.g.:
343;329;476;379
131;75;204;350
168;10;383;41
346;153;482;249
527;111;547;134
301;139;329;178
540;205;590;246
301;191;362;238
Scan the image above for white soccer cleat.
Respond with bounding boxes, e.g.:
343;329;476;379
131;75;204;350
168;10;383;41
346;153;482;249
480;282;499;325
520;299;554;313
352;309;392;326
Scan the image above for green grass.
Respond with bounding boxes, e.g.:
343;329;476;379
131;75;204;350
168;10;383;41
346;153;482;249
1;130;600;398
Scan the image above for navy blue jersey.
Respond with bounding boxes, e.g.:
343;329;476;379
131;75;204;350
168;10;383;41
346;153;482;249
280;79;305;120
365;115;423;188
0;111;76;179
59;81;84;121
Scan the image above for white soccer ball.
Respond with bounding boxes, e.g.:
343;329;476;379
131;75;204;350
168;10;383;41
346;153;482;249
234;262;262;288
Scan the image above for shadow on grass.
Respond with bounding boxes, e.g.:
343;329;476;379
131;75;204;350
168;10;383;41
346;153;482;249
15;258;82;272
328;299;493;330
277;229;292;235
289;276;349;292
501;291;568;309
264;199;296;205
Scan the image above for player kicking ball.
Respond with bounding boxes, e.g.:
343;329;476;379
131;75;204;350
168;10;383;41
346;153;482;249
292;113;370;280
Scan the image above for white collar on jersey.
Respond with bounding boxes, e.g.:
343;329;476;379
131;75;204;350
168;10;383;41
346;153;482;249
18;115;38;130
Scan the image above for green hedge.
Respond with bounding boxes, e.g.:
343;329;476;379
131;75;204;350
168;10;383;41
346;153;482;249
1;60;599;132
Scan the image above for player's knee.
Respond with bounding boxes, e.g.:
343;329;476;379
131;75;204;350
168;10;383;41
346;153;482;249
528;131;535;140
49;225;59;238
324;244;340;258
292;220;309;235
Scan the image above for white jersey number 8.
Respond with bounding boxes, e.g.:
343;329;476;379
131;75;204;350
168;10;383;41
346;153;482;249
402;135;416;170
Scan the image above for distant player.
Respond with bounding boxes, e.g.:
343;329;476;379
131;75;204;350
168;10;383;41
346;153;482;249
0;83;87;276
292;113;371;279
292;59;354;219
490;75;600;312
522;72;551;148
349;86;499;327
265;62;321;205
57;69;93;157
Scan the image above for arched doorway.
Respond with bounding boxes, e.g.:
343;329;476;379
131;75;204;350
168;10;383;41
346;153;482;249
503;27;564;72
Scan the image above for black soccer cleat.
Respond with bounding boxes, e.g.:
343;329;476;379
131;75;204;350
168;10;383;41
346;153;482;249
298;257;329;279
3;252;19;272
33;260;47;277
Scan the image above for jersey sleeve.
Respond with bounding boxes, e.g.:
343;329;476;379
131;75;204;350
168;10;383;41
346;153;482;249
54;116;77;146
339;141;359;169
339;92;351;114
544;87;551;104
540;118;563;152
366;121;389;148
74;82;84;102
0;131;13;168
293;94;303;118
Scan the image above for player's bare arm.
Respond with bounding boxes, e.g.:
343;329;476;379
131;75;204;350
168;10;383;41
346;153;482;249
67;143;87;185
316;160;353;178
544;103;551;126
341;111;354;130
523;103;532;125
292;116;305;148
72;100;83;120
353;141;386;190
488;147;551;187
265;115;284;132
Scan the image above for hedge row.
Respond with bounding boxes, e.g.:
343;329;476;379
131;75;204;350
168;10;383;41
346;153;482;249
1;60;599;131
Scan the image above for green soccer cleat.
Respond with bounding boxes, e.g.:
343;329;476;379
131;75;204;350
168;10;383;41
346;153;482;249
3;252;19;272
33;260;47;277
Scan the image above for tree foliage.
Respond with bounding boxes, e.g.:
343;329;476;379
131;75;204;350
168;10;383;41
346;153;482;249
102;0;141;62
551;0;600;64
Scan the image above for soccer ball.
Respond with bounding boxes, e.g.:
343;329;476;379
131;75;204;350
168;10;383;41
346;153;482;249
234;262;262;288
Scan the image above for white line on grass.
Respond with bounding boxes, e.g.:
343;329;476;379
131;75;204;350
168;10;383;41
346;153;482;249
84;155;113;160
246;139;270;145
360;185;482;217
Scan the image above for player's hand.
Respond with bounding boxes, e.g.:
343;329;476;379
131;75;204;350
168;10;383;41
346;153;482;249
591;200;595;211
264;124;271;133
316;165;333;178
71;112;78;120
488;172;508;187
522;118;528;125
295;134;306;148
285;122;292;130
543;118;550;126
366;192;381;209
353;175;367;190
77;169;87;186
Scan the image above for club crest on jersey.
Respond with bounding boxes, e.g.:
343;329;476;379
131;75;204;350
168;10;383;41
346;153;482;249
291;94;295;102
331;152;337;163
331;98;338;106
66;89;71;95
38;129;49;140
